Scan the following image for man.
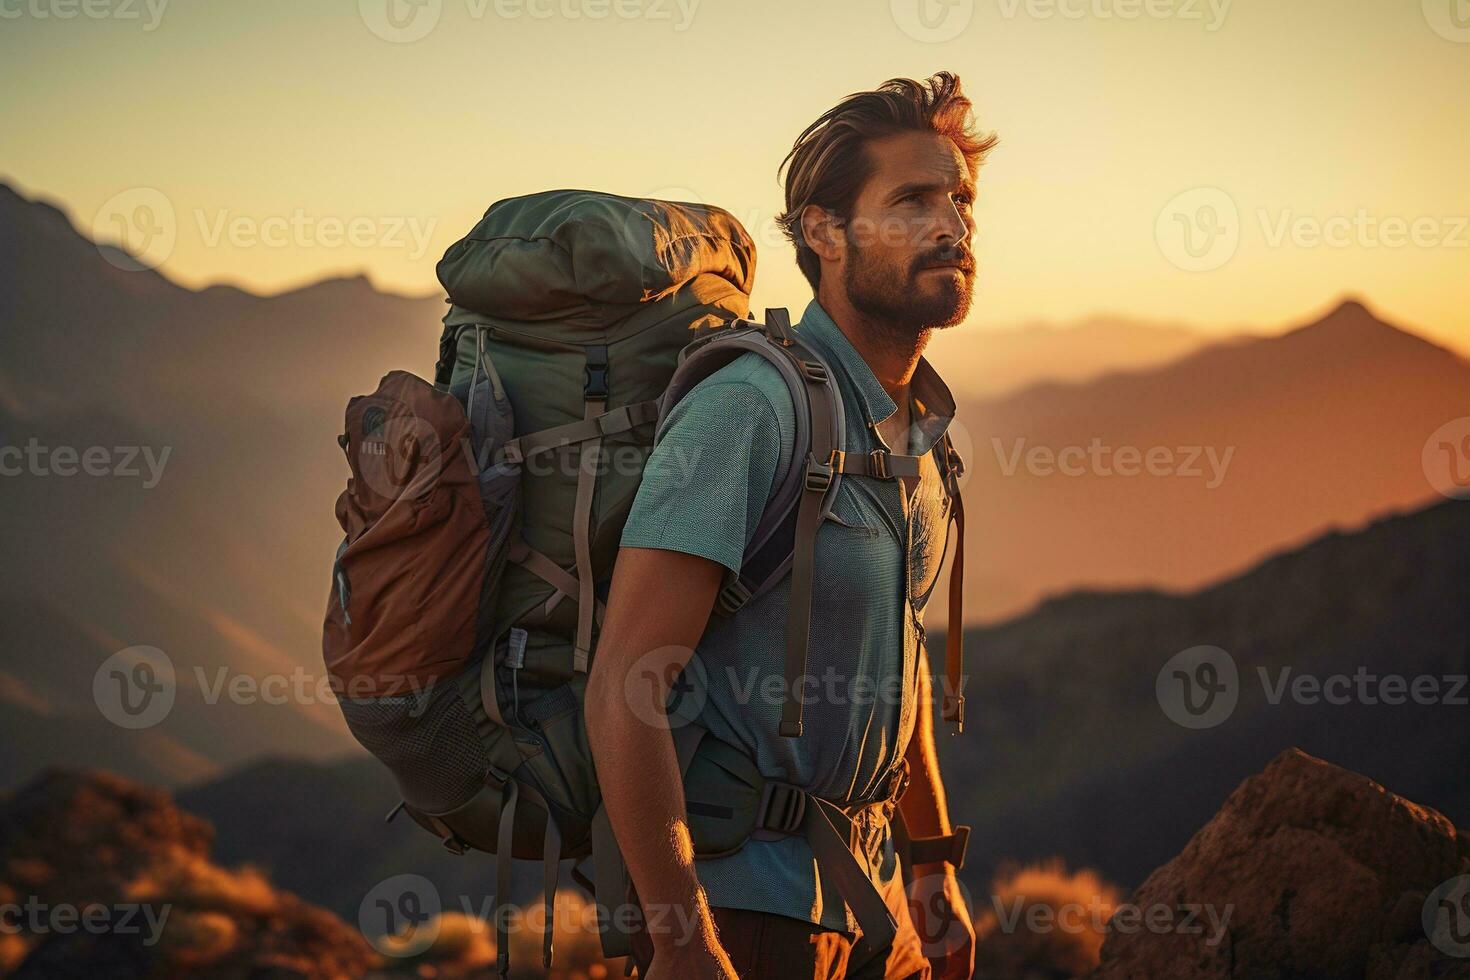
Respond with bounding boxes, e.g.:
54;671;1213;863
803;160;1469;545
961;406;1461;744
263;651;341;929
585;72;996;980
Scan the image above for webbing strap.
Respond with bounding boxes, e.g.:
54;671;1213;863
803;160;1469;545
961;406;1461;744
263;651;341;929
508;536;608;627
829;448;922;480
495;780;520;979
502;399;658;464
541;812;561;969
800;795;899;949
779;370;838;738
571;396;603;673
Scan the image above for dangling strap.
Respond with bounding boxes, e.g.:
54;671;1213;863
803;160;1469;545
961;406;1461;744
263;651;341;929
495;779;520;980
541;811;562;969
572;344;609;673
939;433;966;731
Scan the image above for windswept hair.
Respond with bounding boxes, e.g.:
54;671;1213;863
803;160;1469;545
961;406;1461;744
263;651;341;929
777;72;998;289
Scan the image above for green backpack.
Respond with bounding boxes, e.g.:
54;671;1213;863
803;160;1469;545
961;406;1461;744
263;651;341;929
324;190;968;977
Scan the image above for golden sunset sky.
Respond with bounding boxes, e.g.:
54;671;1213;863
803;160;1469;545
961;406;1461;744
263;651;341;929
3;0;1468;355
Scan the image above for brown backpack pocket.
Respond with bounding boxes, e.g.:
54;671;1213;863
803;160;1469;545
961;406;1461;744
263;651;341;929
323;370;492;698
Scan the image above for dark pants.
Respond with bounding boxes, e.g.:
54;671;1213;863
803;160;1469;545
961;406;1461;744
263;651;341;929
629;875;932;980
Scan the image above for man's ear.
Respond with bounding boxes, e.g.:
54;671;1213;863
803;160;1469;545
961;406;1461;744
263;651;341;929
799;204;843;264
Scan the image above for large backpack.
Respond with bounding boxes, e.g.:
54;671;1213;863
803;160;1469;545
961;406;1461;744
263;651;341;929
323;190;967;977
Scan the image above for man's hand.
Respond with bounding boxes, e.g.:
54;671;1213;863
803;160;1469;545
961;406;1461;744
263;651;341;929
643;917;740;980
905;863;975;980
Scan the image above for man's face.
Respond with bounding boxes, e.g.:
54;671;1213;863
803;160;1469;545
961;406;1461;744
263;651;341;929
837;131;977;331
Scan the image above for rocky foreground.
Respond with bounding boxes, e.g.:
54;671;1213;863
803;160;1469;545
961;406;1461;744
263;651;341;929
2;750;1469;978
1090;749;1470;979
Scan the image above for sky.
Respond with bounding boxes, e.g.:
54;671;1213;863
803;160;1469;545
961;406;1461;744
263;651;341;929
3;0;1469;356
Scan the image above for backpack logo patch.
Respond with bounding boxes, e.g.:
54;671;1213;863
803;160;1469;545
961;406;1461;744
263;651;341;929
363;406;387;438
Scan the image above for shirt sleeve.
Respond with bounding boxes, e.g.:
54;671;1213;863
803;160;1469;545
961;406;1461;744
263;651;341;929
620;376;791;576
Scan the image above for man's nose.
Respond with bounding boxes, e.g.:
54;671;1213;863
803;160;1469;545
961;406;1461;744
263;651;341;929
932;201;970;245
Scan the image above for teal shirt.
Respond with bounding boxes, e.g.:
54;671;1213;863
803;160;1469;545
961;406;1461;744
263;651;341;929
619;298;958;933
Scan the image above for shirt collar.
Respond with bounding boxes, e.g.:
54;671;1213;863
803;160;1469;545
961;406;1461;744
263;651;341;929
793;298;957;453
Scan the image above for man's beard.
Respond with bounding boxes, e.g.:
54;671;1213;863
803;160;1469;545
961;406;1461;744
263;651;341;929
843;237;975;332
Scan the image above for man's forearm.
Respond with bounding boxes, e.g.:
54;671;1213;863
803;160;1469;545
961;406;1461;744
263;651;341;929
586;668;714;946
900;645;954;846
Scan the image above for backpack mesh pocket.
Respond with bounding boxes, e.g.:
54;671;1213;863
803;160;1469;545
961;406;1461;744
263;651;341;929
339;678;491;814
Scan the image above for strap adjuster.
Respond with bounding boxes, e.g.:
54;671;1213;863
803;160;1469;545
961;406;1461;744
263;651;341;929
756;782;807;834
868;449;889;479
714;578;752;616
804;456;834;493
798;359;829;384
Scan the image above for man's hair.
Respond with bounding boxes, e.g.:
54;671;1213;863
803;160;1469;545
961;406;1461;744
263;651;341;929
776;72;998;291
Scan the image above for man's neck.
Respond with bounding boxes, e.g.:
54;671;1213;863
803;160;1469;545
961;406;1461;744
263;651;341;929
815;283;930;409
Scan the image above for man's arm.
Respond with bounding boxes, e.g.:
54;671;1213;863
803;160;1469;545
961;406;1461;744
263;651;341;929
899;643;975;980
900;644;954;851
584;545;736;980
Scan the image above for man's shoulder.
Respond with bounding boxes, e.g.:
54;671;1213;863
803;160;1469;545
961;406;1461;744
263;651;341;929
675;350;797;428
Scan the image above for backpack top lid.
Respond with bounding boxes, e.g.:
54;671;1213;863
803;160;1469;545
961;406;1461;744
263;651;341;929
437;189;757;321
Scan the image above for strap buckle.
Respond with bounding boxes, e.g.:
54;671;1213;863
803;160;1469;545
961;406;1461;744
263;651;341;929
714;578;752;616
868;449;890;480
756;782;807;834
803;456;834;493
